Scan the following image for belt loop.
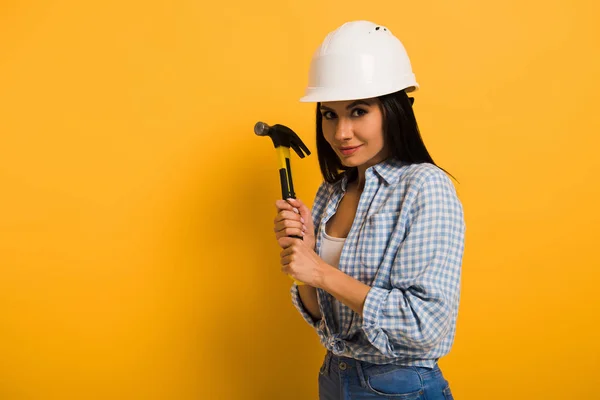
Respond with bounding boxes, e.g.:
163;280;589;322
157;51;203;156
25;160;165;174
355;360;367;388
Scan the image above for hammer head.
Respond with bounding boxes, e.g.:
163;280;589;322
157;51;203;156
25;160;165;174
254;122;311;158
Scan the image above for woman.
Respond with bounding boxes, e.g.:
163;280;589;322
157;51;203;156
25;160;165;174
273;20;465;399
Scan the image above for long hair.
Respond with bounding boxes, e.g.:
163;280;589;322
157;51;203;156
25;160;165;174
316;89;455;183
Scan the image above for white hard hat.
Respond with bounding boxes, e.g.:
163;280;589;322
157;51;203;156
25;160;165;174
300;20;418;103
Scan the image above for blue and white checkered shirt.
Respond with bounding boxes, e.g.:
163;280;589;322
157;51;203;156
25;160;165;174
290;158;465;368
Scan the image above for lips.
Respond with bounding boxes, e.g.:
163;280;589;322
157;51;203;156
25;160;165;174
339;145;362;156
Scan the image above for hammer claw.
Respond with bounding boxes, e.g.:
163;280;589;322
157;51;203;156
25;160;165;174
290;141;306;158
296;139;311;157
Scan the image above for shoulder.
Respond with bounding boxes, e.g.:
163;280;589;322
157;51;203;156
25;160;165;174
400;163;453;190
398;163;461;212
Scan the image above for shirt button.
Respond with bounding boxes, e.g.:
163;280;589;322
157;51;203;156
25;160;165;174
339;362;347;370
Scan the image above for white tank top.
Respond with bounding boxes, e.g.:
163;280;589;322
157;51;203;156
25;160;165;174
319;229;346;328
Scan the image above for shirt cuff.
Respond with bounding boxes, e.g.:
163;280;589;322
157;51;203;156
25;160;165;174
290;283;322;330
362;286;388;329
361;286;397;356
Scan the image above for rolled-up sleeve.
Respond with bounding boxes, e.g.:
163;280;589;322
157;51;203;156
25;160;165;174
290;283;321;329
361;171;465;357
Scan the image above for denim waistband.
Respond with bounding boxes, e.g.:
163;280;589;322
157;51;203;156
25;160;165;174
321;351;369;388
320;350;441;388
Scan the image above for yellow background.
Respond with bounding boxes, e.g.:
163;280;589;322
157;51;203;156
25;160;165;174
1;0;599;399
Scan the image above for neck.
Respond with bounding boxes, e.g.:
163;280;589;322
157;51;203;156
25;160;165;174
351;155;391;191
355;166;366;191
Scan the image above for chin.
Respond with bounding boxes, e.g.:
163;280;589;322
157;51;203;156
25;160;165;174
340;158;363;167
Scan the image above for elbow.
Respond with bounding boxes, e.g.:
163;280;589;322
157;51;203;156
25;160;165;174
410;327;447;353
408;291;455;350
410;307;453;351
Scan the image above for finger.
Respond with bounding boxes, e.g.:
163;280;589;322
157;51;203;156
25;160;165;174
273;212;306;239
273;210;303;224
275;230;305;242
281;264;291;275
286;198;308;212
286;198;304;210
274;218;305;233
275;228;305;240
286;198;313;229
280;253;294;265
276;234;305;249
278;236;301;249
276;199;299;214
281;243;301;257
274;219;303;232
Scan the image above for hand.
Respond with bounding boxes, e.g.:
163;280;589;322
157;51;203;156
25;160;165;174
274;198;316;251
279;237;327;288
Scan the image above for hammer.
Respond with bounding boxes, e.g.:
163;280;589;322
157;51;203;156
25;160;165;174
254;121;311;285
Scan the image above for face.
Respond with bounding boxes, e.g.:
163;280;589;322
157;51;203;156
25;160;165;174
319;98;389;170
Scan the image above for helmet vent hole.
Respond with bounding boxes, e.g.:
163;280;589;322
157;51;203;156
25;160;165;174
376;26;380;30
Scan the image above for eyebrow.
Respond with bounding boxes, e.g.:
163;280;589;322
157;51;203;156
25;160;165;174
319;100;373;111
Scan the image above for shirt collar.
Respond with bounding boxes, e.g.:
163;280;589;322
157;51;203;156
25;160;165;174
339;157;406;191
372;157;406;185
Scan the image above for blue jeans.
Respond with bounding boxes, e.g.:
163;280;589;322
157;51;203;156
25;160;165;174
318;351;455;400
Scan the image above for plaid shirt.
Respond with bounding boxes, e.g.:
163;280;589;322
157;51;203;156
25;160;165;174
290;158;466;367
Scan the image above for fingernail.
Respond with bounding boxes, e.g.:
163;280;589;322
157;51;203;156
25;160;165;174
300;217;305;223
302;225;307;232
293;208;299;214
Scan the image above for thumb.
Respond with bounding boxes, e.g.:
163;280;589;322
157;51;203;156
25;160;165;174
286;198;314;230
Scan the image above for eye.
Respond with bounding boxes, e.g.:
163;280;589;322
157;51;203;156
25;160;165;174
321;110;336;120
351;108;367;117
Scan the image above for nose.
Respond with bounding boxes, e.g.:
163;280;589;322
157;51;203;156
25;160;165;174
334;118;352;142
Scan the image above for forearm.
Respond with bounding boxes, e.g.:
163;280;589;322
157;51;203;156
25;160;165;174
318;262;371;317
297;284;321;321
